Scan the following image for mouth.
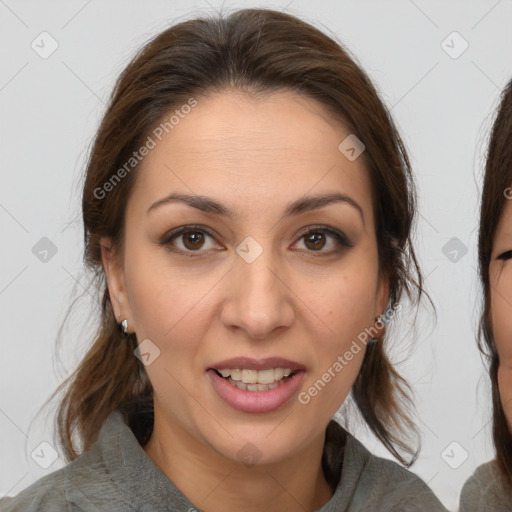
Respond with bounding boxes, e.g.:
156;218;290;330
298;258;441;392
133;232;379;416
206;358;306;413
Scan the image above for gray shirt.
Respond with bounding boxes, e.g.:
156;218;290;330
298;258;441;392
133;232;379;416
459;460;512;511
0;409;447;511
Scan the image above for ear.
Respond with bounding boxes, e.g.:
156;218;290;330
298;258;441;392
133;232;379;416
371;270;390;339
100;237;134;334
375;268;391;321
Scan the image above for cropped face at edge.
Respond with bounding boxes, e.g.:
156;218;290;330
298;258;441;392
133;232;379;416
101;89;389;466
490;195;512;430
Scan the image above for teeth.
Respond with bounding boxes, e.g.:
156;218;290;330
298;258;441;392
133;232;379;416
227;377;285;392
253;368;274;384
234;380;246;391
215;367;294;384
242;369;258;384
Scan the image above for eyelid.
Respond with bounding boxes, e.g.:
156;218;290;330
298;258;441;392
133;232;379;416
497;250;512;260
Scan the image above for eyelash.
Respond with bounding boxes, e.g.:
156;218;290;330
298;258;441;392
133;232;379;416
497;250;512;261
159;224;353;258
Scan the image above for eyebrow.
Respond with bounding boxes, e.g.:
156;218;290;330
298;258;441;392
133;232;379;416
147;192;365;224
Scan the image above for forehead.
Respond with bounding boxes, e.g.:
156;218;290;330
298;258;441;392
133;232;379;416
130;89;374;223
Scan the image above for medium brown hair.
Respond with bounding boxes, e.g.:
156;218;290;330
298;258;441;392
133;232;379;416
478;78;512;485
43;7;427;478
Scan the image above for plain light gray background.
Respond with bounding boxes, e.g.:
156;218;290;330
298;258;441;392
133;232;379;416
1;0;511;510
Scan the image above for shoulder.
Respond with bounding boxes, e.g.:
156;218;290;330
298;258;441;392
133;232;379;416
342;432;448;511
0;438;115;512
0;464;69;512
459;460;512;512
0;409;156;512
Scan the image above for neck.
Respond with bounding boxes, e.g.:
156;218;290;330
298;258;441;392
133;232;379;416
142;413;334;512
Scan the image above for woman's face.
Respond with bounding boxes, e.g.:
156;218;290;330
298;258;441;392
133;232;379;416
102;89;389;465
490;195;512;428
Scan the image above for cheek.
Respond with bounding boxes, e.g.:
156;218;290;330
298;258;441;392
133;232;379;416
320;261;380;336
122;248;218;418
491;278;512;366
123;245;214;351
301;263;379;397
491;286;512;427
497;366;512;429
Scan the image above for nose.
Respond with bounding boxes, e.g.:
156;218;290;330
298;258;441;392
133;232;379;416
220;243;295;340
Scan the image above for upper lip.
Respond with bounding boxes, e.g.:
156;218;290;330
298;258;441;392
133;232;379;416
208;357;306;372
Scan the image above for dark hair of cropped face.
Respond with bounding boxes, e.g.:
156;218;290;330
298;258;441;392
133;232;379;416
45;7;426;484
478;79;512;485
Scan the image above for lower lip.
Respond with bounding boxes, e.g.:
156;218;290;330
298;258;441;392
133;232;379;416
207;369;306;413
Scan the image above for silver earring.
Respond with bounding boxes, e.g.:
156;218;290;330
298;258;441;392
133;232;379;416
121;319;128;335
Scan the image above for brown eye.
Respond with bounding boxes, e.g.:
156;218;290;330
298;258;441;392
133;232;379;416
181;231;206;250
294;226;352;254
304;232;327;251
160;224;221;257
